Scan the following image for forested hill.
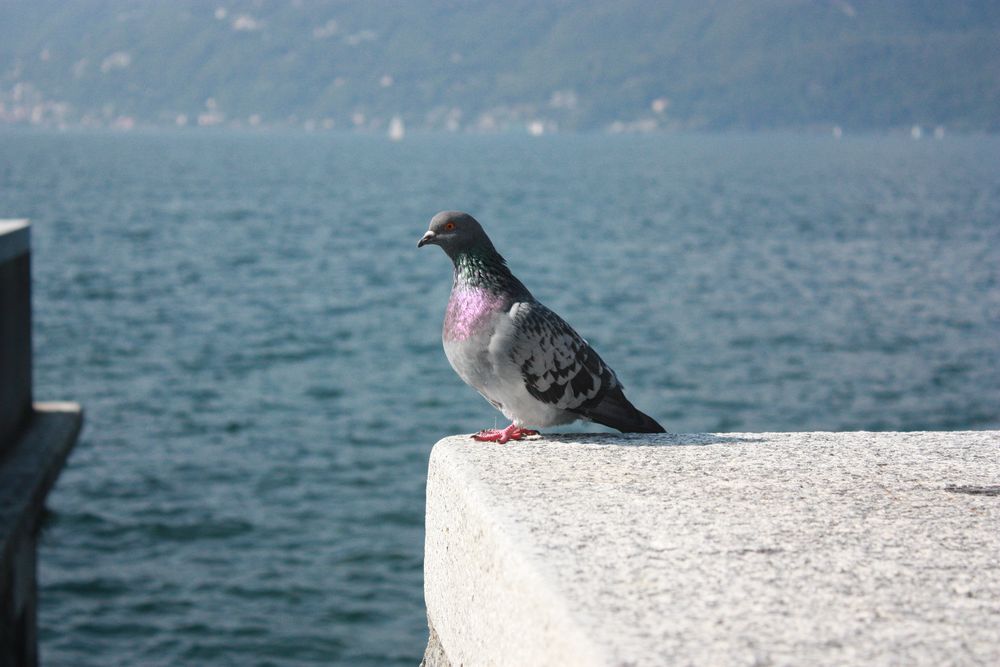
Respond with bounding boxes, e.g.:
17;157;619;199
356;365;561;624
2;0;998;132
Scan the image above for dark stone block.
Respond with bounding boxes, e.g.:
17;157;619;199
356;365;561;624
0;406;82;667
0;251;32;453
1;222;80;666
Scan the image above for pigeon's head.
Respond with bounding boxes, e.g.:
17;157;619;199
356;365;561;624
417;210;496;258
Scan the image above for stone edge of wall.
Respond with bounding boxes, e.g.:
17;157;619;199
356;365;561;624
424;436;609;667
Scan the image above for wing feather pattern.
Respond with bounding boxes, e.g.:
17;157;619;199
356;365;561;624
508;301;617;411
508;300;666;433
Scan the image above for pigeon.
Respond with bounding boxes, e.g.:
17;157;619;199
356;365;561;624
418;211;665;443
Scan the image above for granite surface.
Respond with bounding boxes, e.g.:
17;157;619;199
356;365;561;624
424;431;1000;666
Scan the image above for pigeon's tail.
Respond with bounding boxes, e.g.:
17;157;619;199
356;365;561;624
577;386;666;434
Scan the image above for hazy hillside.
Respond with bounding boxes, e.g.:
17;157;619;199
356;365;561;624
2;0;998;132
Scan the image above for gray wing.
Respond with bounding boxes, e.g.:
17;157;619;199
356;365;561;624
508;301;619;411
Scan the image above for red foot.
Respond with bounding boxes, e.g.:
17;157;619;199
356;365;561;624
472;424;540;444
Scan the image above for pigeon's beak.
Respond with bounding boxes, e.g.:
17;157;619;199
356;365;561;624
417;230;436;248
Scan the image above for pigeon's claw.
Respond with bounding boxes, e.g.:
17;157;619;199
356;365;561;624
472;424;540;444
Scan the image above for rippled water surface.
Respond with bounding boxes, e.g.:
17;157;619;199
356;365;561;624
2;130;998;665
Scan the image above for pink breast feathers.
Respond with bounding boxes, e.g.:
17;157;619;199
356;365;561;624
444;287;507;341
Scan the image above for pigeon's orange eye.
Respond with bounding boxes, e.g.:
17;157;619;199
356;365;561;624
444;222;456;231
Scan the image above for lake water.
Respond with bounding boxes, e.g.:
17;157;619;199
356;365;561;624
2;130;998;665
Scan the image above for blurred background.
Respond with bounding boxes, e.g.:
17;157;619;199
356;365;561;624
1;2;998;665
4;0;1000;133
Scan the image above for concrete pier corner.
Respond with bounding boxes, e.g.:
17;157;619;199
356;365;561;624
423;431;1000;666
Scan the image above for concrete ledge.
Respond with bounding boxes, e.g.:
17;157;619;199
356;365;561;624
0;220;29;265
0;403;83;665
0;403;84;553
424;431;1000;666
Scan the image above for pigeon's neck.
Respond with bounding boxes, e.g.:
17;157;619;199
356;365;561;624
451;250;530;298
445;251;528;341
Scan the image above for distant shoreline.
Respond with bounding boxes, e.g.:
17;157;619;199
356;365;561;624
1;124;996;140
